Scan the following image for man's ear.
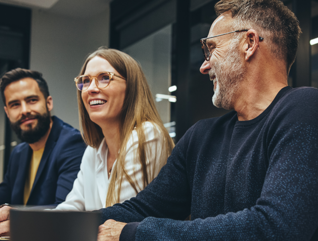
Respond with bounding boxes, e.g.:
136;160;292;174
244;29;261;61
46;96;53;112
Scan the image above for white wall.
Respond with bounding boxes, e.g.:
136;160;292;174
30;7;110;130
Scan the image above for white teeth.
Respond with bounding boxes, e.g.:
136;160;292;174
90;100;106;105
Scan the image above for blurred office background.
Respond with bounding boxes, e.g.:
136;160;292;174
0;0;317;182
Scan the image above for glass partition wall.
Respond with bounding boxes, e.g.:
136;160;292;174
123;25;176;139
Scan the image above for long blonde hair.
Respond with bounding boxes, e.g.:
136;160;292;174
77;47;174;206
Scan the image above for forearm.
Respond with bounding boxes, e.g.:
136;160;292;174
125;204;316;241
101;161;191;225
101;199;151;225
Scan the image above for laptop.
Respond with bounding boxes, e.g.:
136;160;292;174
10;208;101;241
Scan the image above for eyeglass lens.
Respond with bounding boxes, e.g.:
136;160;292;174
77;73;111;91
201;41;210;61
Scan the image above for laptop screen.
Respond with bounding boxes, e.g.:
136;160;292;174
10;209;101;241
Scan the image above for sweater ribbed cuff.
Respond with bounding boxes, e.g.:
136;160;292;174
119;222;139;241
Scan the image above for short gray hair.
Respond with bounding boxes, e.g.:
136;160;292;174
215;0;301;73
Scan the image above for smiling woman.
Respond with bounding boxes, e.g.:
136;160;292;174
55;47;175;210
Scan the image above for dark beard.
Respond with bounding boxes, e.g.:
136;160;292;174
10;111;51;144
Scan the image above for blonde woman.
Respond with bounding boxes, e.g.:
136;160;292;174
56;47;174;210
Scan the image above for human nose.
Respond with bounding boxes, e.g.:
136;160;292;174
20;101;30;115
86;78;100;93
200;60;211;74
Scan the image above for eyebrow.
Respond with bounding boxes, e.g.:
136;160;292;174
7;95;39;106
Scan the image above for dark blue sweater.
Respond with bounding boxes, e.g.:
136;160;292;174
101;87;318;240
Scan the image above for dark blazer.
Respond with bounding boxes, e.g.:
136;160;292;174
0;116;86;206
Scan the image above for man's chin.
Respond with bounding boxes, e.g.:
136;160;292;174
212;95;233;110
10;111;51;143
212;95;221;109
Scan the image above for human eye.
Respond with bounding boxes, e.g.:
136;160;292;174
206;40;216;53
81;76;91;85
207;43;215;53
98;73;110;83
27;97;39;104
10;102;20;108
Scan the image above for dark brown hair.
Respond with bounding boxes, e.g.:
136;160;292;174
0;68;50;105
215;0;301;73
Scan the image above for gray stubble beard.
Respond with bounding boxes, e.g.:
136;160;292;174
210;37;245;110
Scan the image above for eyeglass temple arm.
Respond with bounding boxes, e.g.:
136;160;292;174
112;73;125;79
201;29;264;42
237;29;264;41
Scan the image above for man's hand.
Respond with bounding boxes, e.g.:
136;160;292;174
0;206;11;235
97;219;127;241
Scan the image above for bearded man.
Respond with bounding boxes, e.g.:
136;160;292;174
0;68;86;208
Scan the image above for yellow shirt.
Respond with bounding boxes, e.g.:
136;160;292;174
23;147;44;205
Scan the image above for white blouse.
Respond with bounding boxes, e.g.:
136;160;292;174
55;122;166;211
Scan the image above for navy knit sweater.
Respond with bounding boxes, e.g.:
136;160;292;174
101;87;318;241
